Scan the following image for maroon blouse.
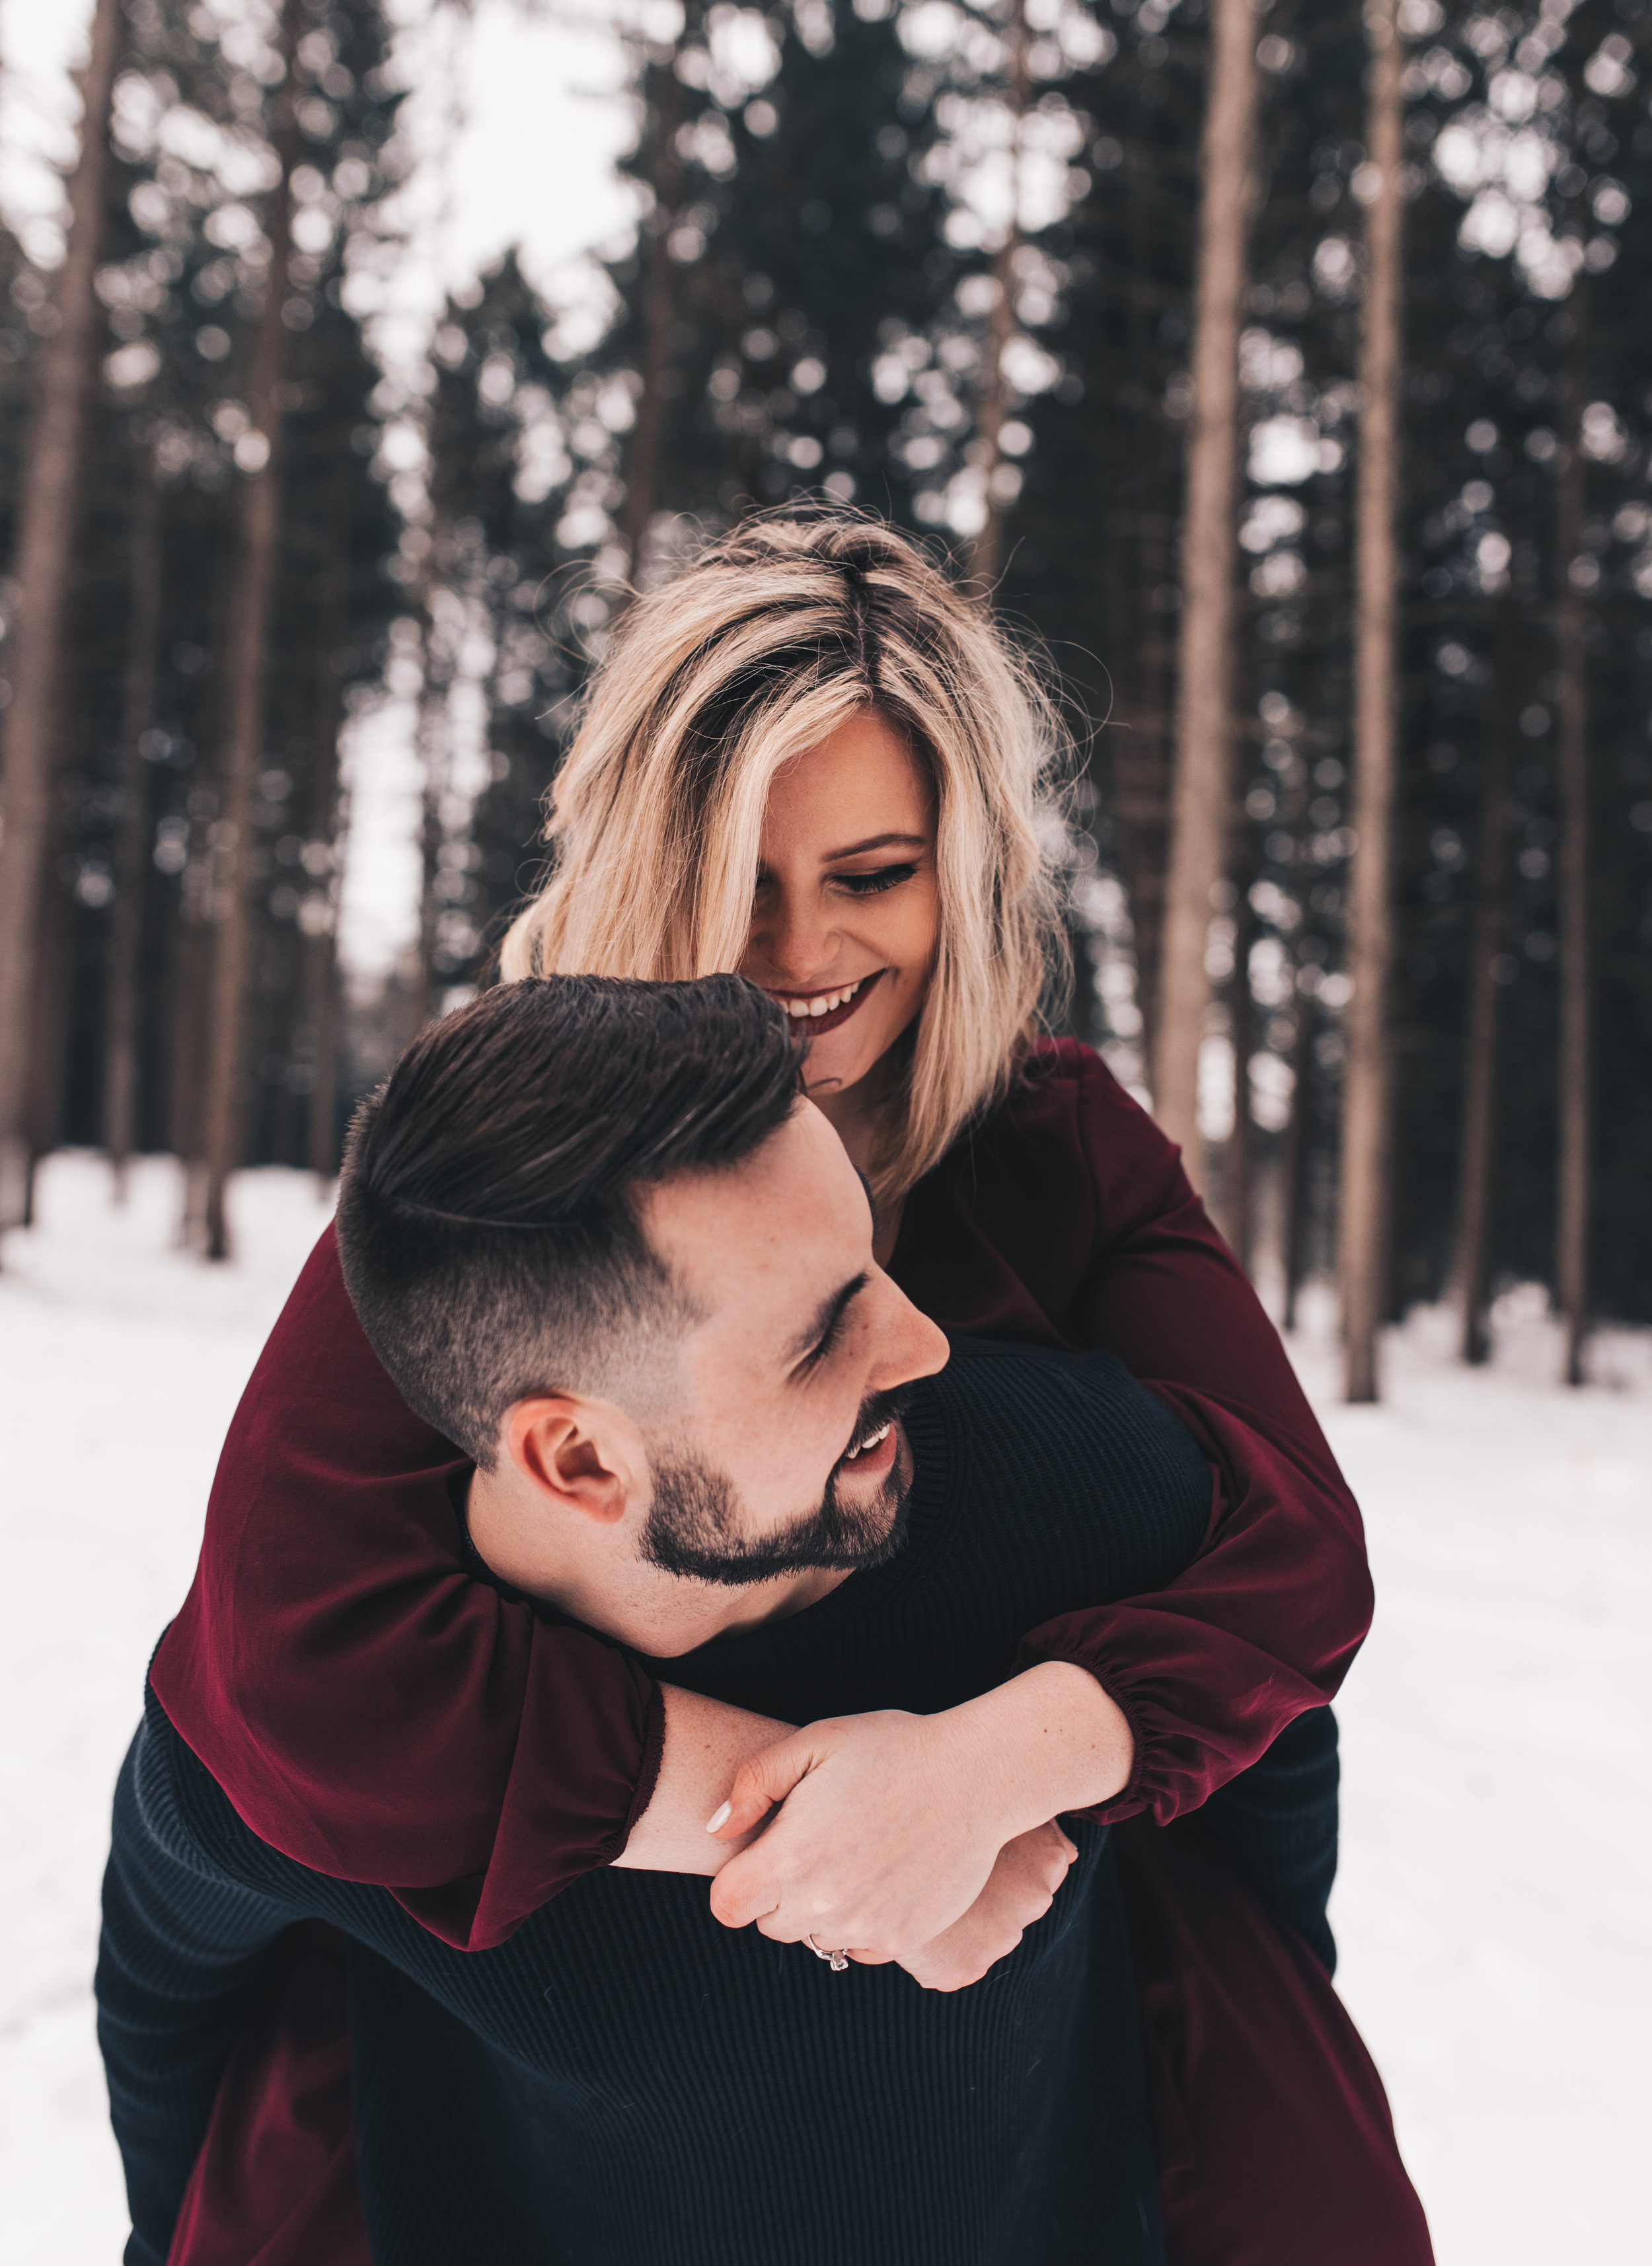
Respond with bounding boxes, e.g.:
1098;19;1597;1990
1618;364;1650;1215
153;1039;1431;2266
151;1040;1370;1945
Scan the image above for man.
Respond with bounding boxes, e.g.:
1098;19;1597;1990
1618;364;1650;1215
98;975;1263;2263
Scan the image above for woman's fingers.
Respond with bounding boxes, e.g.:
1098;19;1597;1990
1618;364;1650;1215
706;1728;823;1841
708;1709;1023;1949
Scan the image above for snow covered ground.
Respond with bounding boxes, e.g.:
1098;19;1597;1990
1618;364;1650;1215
1;1152;1647;2263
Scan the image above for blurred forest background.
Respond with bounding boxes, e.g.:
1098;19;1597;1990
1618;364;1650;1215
0;0;1649;1398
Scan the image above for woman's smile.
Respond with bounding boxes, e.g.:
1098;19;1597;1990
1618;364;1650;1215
767;969;887;1037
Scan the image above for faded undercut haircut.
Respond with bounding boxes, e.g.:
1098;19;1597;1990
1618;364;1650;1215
335;974;802;1468
500;510;1070;1205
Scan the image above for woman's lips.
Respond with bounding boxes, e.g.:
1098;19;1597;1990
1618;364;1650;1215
770;968;886;1039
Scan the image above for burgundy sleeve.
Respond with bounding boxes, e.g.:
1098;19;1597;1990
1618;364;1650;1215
149;1227;663;1951
1013;1048;1372;1827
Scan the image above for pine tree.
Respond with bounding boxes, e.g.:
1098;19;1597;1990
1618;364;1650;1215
1451;603;1514;1363
0;0;123;1238
1340;0;1408;1402
104;430;164;1193
418;252;582;995
1154;0;1264;1177
19;0;404;1205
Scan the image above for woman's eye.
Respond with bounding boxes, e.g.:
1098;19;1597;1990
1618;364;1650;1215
833;863;919;897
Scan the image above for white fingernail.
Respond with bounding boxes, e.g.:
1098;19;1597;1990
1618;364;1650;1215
706;1801;732;1834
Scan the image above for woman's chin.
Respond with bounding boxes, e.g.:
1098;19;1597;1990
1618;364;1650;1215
800;1030;882;1099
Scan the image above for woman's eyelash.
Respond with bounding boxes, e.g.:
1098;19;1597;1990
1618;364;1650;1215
833;863;918;897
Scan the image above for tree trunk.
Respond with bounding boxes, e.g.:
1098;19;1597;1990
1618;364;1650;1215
1108;500;1174;1069
104;438;165;1197
1452;605;1515;1364
1554;301;1592;1387
0;0;123;1238
22;848;76;1221
1221;856;1258;1269
1152;0;1260;1178
414;575;457;1024
619;5;702;585
1280;981;1315;1331
198;0;303;1261
965;0;1030;593
301;464;354;1184
169;901;209;1152
1338;0;1406;1404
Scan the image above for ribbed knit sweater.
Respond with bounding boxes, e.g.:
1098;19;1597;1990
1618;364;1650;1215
98;1340;1320;2266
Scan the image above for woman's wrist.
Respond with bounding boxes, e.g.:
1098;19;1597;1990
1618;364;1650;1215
944;1662;1135;1845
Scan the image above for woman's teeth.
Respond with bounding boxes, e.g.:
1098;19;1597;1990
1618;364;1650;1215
780;977;866;1020
843;1421;891;1462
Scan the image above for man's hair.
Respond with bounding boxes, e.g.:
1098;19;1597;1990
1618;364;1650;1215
335;974;802;1466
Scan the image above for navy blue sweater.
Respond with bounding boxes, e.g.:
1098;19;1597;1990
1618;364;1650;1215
98;1340;1335;2266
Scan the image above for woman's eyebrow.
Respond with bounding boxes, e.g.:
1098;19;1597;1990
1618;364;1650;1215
823;831;928;860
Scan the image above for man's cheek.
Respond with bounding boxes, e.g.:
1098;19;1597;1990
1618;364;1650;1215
742;1429;845;1517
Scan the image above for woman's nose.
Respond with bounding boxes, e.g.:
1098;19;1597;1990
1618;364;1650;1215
753;889;835;983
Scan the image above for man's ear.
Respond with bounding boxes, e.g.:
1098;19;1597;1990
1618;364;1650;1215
503;1397;638;1527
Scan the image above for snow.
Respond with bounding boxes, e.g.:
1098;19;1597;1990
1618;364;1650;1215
1;1154;1647;2262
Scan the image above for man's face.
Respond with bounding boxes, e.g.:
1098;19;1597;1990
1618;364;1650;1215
634;1102;949;1587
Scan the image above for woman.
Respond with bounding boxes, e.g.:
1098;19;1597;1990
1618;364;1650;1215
154;515;1430;2263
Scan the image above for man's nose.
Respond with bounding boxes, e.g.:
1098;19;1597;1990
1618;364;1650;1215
871;1279;949;1388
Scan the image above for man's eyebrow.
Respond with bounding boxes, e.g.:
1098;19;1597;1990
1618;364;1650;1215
821;831;928;860
785;1273;870;1369
853;1166;880;1236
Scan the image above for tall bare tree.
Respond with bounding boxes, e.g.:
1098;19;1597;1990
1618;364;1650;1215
619;0;704;585
965;0;1030;592
1451;607;1515;1364
415;637;454;1024
1339;0;1407;1404
1105;508;1174;1067
21;738;85;1217
1220;854;1259;1269
0;0;123;1239
298;465;354;1184
1152;0;1261;1177
1279;978;1316;1330
197;0;304;1260
104;435;165;1198
1553;299;1592;1386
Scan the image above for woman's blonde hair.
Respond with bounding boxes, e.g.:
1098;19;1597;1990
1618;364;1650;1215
501;513;1069;1201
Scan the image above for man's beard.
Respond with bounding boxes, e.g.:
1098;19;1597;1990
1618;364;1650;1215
638;1385;917;1587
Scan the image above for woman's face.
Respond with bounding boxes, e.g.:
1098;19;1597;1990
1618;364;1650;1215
739;708;940;1106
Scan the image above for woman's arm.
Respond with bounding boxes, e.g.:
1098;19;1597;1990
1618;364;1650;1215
154;1230;1078;1968
151;1227;664;1951
1013;1043;1371;1829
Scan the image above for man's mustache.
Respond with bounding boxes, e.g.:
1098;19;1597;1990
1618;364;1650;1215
837;1382;917;1470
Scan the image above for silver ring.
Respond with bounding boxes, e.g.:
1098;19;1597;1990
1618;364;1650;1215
806;1932;849;1973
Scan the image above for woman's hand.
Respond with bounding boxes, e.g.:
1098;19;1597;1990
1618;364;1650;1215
873;1821;1080;1992
706;1707;1020;1956
706;1665;1129;1959
706;1665;1128;1960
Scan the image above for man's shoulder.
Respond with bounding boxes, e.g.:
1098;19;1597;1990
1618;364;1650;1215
922;1338;1211;1519
127;1674;302;1904
895;1341;1213;1636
